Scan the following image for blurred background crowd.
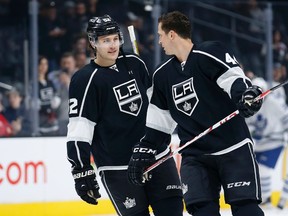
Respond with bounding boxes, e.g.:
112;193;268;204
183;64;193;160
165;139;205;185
1;0;288;137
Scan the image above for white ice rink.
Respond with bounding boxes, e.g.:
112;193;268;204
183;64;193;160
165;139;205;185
93;208;288;216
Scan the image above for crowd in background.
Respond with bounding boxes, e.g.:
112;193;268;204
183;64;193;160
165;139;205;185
1;0;288;137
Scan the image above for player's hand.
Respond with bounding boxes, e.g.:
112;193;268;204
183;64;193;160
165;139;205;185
237;85;263;118
127;143;156;186
72;166;101;205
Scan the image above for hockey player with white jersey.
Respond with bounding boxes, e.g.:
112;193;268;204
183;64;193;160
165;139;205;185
246;77;288;209
127;11;265;216
66;15;183;216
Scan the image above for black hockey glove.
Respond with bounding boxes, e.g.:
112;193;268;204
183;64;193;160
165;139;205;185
127;143;157;186
237;85;263;118
72;166;101;205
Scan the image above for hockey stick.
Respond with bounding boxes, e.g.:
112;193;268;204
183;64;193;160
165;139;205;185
128;25;140;55
0;82;13;90
143;79;288;174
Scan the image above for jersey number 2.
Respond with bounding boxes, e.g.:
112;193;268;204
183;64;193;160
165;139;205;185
69;98;78;114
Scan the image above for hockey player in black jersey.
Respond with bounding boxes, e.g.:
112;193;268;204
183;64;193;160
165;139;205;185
66;15;183;216
128;11;265;216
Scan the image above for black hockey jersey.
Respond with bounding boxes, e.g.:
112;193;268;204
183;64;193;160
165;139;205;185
142;41;254;156
67;54;150;169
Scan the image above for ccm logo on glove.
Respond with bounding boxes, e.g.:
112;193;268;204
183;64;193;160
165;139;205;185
133;147;157;154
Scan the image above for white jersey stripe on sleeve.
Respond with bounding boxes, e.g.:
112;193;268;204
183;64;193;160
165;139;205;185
216;66;250;98
75;142;84;168
79;68;98;116
67;116;96;144
146;104;177;134
193;50;230;69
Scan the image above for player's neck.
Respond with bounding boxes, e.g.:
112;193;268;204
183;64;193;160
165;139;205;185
94;57;116;67
175;40;193;62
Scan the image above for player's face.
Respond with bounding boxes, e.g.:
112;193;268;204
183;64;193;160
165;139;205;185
158;23;173;55
95;34;120;63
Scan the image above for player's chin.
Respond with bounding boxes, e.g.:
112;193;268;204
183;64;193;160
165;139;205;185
165;50;173;56
163;49;171;55
108;51;119;59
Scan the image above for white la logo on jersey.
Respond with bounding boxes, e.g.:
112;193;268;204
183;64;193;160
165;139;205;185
172;77;199;116
113;79;142;116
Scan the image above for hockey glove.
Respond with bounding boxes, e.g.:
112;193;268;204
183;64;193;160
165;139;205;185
237;85;263;118
72;166;101;205
127;143;157;186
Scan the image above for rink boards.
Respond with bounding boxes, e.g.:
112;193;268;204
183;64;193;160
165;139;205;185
0;136;286;216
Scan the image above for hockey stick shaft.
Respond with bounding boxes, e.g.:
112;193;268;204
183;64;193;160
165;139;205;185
128;25;140;55
0;82;13;90
252;79;288;103
144;80;288;174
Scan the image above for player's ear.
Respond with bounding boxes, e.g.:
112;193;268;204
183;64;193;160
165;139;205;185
169;30;175;40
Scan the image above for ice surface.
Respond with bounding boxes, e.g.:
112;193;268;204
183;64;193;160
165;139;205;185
92;208;288;216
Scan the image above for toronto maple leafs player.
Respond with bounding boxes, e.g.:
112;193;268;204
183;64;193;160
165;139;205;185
66;15;183;216
127;11;265;216
246;77;288;210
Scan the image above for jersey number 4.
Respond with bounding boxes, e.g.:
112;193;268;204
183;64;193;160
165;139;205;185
225;53;239;65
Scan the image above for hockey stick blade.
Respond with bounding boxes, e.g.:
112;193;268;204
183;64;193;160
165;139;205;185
143;80;288;174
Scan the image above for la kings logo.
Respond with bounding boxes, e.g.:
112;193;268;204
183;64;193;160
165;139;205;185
172;77;198;116
113;79;142;116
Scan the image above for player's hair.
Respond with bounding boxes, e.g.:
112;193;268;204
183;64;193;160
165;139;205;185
158;11;191;39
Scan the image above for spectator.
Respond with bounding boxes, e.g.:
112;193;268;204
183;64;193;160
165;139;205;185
236;0;266;77
3;88;30;136
262;29;288;65
273;30;287;64
37;56;60;136
59;0;78;52
72;33;90;56
74;51;89;69
56;70;70;136
38;1;66;71
74;1;88;33
0;92;12;137
48;53;77;135
48;52;77;90
272;62;287;106
86;0;99;17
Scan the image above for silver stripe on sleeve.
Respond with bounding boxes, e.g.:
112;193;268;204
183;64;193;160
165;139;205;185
152;57;174;80
67;116;96;144
79;68;98;116
75;142;84;168
193;50;230;69
146;104;177;134
216;66;250;98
